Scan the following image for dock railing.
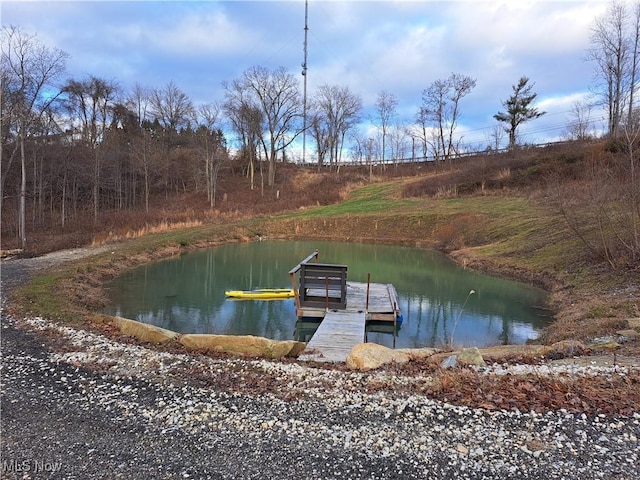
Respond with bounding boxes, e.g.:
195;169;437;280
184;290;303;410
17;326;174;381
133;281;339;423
289;250;348;311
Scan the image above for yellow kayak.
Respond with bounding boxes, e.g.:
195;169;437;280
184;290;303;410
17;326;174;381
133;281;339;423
225;288;295;300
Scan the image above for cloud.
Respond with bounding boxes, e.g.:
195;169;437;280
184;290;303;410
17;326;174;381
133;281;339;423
538;91;591;113
157;11;253;55
449;1;604;55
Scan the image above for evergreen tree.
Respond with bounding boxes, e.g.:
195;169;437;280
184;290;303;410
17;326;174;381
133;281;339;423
494;77;545;149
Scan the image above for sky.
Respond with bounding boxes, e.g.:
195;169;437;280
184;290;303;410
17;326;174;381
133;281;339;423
2;0;612;156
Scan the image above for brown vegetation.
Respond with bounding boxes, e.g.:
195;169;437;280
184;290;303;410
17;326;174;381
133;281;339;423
396;363;640;416
3;140;640;357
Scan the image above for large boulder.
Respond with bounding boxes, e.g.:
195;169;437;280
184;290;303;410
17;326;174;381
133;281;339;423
346;343;412;371
341;344;440;371
179;334;305;359
457;347;485;366
111;316;180;344
440;355;458;369
345;344;441;370
588;336;622;349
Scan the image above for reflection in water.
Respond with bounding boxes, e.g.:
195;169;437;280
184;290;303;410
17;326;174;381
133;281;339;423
365;321;401;348
104;240;551;348
294;318;323;343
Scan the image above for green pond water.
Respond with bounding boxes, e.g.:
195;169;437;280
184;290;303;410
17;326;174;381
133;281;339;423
103;240;551;349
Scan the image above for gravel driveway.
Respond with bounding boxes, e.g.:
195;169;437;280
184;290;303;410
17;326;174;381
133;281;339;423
1;251;639;479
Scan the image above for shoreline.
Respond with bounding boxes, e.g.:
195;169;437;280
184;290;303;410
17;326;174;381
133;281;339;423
2;234;637;355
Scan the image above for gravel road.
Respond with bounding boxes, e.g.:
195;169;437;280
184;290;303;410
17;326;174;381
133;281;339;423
1;251;639;479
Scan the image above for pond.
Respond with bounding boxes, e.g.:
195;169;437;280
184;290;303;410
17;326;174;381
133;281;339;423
103;240;551;349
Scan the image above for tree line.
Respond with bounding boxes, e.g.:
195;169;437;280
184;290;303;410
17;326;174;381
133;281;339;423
1;1;637;250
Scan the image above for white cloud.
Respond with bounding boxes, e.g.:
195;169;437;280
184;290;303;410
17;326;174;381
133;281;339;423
151;9;265;57
537;91;591;113
449;1;604;55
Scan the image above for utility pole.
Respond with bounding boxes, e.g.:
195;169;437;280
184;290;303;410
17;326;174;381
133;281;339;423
302;0;309;164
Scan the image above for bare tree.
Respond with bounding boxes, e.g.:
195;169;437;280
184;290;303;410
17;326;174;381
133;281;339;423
365;137;378;182
588;0;632;138
349;133;366;165
565;100;594;141
226;66;302;188
102;102;141;211
404;125;421;161
414;107;448;163
421;79;447;160
414;105;434;160
486;123;505;152
1;26;68;248
64;76;119;148
128;83;152;127
195;102;228;207
420;73;476;164
127;84;154;212
494;76;545;149
33;101;68;223
389;120;410;165
150;81;195;134
148;82;194;196
223;77;265;191
309;84;362;170
628;2;640;126
373;90;398;165
308;108;330;168
63;75;119;220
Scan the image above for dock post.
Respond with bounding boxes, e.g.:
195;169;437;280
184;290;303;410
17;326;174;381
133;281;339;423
366;273;371;313
325;276;329;311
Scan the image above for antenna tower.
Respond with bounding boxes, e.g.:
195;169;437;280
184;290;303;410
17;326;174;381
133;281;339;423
302;0;309;164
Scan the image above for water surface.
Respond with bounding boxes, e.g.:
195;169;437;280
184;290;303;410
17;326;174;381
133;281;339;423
104;240;550;348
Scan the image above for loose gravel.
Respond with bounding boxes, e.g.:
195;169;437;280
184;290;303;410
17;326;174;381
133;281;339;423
1;254;639;479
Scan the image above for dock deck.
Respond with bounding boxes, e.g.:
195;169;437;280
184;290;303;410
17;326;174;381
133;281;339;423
297;281;399;321
297;281;400;363
297;310;366;362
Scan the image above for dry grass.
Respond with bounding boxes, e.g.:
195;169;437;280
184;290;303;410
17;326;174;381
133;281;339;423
92;220;204;245
496;167;511;180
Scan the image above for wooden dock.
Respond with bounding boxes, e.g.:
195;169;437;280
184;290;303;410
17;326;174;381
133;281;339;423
290;252;402;363
297;310;366;363
297;282;400;363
